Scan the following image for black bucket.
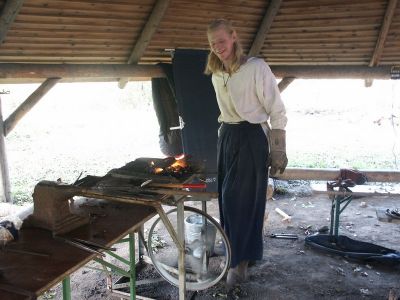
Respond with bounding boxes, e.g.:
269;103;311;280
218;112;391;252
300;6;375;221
305;234;400;265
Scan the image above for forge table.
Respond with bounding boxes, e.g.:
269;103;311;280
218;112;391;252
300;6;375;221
0;198;157;300
0;157;224;300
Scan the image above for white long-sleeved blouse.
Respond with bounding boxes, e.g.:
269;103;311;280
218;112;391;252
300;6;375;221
211;57;287;131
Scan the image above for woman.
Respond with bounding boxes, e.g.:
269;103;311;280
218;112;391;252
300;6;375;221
205;19;288;287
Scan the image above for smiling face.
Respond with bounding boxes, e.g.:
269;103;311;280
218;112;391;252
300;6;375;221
208;26;236;65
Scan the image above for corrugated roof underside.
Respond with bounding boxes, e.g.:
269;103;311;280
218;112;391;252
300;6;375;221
0;0;399;65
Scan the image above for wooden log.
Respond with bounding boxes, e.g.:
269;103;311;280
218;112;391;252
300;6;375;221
271;65;392;79
275;167;400;183
0;63;165;82
0;0;25;45
118;0;171;88
248;0;282;57
0;96;11;203
369;0;398;67
365;0;398;87
0;64;393;82
3;78;60;136
278;77;295;92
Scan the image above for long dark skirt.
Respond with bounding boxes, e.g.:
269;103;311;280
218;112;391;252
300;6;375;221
217;122;269;268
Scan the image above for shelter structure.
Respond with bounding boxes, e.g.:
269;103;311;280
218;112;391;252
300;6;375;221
1;0;400;202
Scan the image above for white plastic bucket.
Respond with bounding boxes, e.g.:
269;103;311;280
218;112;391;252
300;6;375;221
184;214;217;254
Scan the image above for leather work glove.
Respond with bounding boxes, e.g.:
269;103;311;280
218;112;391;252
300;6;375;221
269;129;288;176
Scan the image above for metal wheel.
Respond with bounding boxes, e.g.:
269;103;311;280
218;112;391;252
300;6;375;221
147;206;231;290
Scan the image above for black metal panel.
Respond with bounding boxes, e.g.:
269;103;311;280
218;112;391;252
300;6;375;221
172;49;219;192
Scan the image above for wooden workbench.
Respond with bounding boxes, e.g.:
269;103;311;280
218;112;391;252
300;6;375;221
0;197;157;299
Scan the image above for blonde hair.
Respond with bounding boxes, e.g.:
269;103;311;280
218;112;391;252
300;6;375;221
204;19;244;75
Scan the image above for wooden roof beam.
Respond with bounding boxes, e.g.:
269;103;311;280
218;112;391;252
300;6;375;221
118;0;170;89
248;0;282;57
0;64;165;82
365;0;398;87
0;64;395;82
0;0;25;45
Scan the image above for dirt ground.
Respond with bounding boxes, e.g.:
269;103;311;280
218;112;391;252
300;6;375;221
40;181;400;300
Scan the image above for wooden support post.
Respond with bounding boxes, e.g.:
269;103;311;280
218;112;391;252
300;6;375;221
0;0;25;45
365;0;398;87
278;77;295;92
248;0;282;57
118;0;170;89
0;95;11;203
3;78;60;136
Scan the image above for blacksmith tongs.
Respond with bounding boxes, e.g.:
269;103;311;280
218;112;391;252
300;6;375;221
269;233;298;240
55;236;116;257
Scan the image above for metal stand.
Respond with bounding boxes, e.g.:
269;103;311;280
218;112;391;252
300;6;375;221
62;276;71;300
329;194;353;238
327;179;354;238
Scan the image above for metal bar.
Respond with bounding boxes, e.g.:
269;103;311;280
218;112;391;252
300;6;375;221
155;206;183;250
339;196;353;214
94;258;131;278
83;265;109;273
116;238;130;243
110;289;155;300
177;199;186;300
334;197;341;238
62;276;71;300
105;250;131;266
329;199;335;236
129;232;136;300
138;225;146;262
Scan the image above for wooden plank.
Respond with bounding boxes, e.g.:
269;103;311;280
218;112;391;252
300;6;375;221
0;95;11;203
14;14;145;28
249;0;282;56
3;78;60;136
118;0;171;89
276;167;400;182
278;77;295;92
366;0;398;86
0;0;25;45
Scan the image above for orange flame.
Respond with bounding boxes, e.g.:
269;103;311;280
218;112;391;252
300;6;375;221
170;158;187;169
154;167;164;174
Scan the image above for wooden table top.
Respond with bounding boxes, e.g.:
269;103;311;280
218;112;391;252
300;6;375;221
0;198;157;299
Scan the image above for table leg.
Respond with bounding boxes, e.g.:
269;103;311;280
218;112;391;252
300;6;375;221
177;200;186;300
62;276;71;300
129;232;136;300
